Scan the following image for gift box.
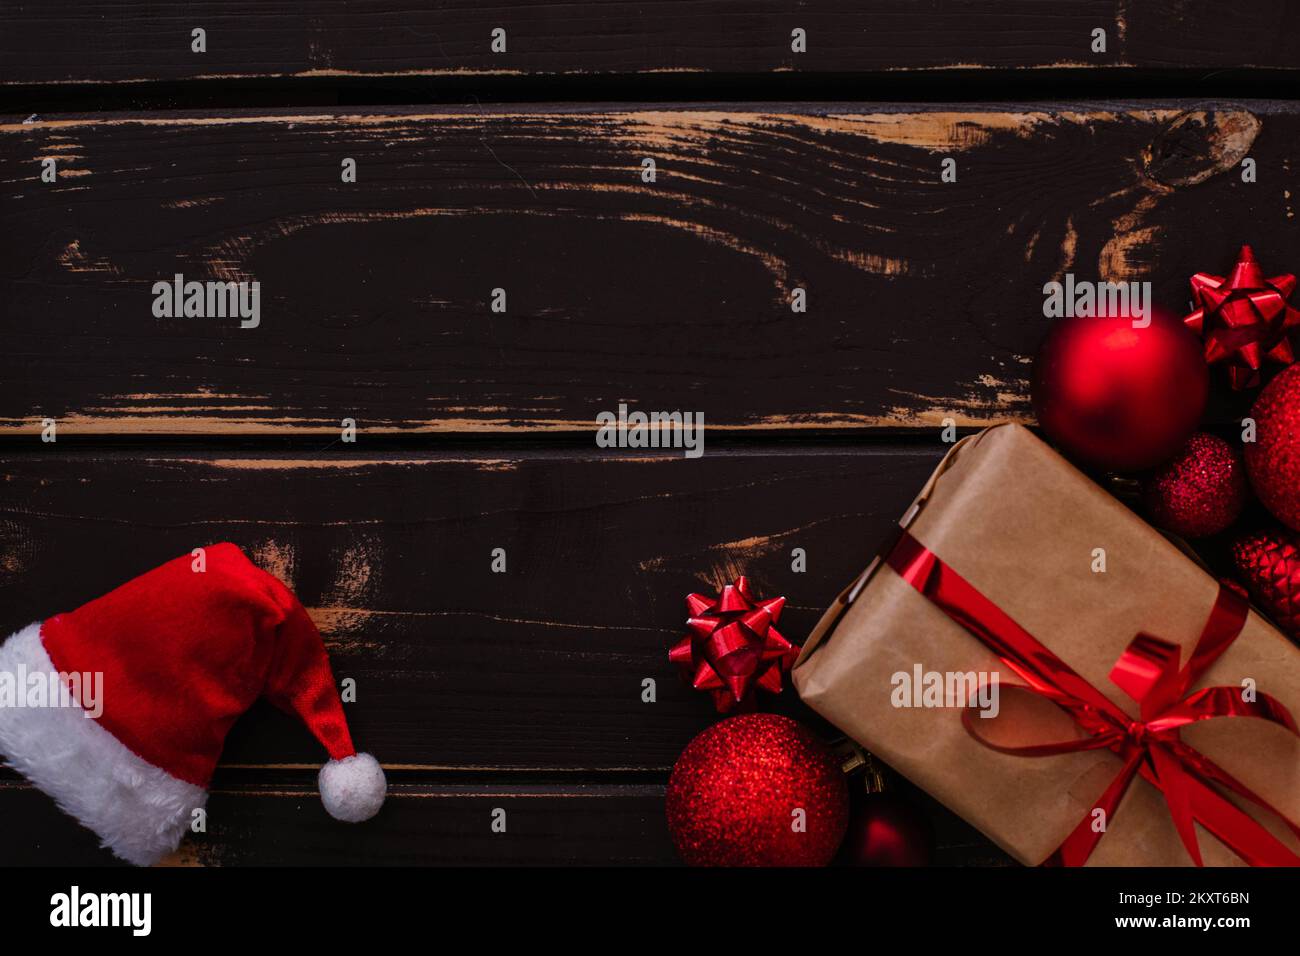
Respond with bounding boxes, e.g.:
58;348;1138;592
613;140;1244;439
793;423;1300;866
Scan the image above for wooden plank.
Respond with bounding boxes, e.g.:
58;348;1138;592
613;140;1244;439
191;781;678;866
0;777;678;865
0;103;1281;435
0;446;943;768
2;1;1298;85
0;774;1014;865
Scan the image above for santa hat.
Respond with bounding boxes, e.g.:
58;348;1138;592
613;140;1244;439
0;543;386;865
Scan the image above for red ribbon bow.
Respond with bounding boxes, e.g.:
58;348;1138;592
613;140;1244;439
1183;244;1300;389
670;577;797;712
887;529;1300;866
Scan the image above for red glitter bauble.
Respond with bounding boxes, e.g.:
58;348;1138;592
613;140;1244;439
1245;364;1300;531
838;791;934;867
665;714;848;866
1141;433;1247;538
1032;313;1208;472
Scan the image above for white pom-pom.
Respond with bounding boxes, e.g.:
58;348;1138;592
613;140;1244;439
319;753;387;822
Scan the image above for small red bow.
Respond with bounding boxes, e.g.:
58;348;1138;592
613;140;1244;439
669;577;797;712
889;530;1300;866
1183;245;1300;389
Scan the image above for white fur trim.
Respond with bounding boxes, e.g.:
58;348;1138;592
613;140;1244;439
0;622;207;866
319;752;386;822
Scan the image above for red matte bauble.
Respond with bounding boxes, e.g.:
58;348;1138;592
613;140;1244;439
1231;529;1300;643
1141;433;1247;538
1244;365;1300;531
839;791;934;867
665;714;849;866
1032;313;1208;472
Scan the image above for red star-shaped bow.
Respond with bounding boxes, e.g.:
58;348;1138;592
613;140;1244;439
1183;245;1300;389
669;577;798;712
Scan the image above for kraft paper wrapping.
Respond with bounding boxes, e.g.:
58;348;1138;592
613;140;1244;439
793;423;1300;866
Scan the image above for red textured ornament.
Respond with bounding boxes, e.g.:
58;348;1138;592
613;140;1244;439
1140;433;1247;538
1032;312;1208;472
1183;245;1300;390
1231;529;1300;644
839;790;934;867
1244;364;1300;531
669;577;797;712
665;714;849;866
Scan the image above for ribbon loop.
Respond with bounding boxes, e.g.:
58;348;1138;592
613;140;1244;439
1109;633;1183;718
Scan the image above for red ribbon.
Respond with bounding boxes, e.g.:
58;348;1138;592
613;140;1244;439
1183;244;1300;389
886;529;1300;866
669;577;797;713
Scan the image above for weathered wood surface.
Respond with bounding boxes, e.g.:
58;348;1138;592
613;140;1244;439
0;773;1010;866
0;447;942;767
3;11;1281;868
2;1;1298;85
0;103;1284;435
0;446;1022;865
0;777;678;866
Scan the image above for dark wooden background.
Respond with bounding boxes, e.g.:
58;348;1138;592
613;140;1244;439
1;2;1297;866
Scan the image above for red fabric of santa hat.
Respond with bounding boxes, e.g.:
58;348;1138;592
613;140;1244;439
0;542;386;865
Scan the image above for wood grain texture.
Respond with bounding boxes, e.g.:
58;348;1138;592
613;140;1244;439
2;1;1299;85
0;774;1012;865
1;103;1287;434
0;446;943;768
0;777;677;865
0;445;1023;866
3;14;1282;869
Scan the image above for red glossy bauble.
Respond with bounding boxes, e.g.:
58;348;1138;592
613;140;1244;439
665;714;849;866
1141;433;1247;538
1244;365;1300;531
839;790;934;867
1032;312;1208;472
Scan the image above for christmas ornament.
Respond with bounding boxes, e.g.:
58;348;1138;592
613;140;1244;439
1231;529;1300;643
1244;364;1300;530
0;544;386;865
1183;245;1300;389
1140;433;1247;538
841;791;934;867
1032;312;1208;472
665;713;849;866
836;749;933;866
669;576;797;712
